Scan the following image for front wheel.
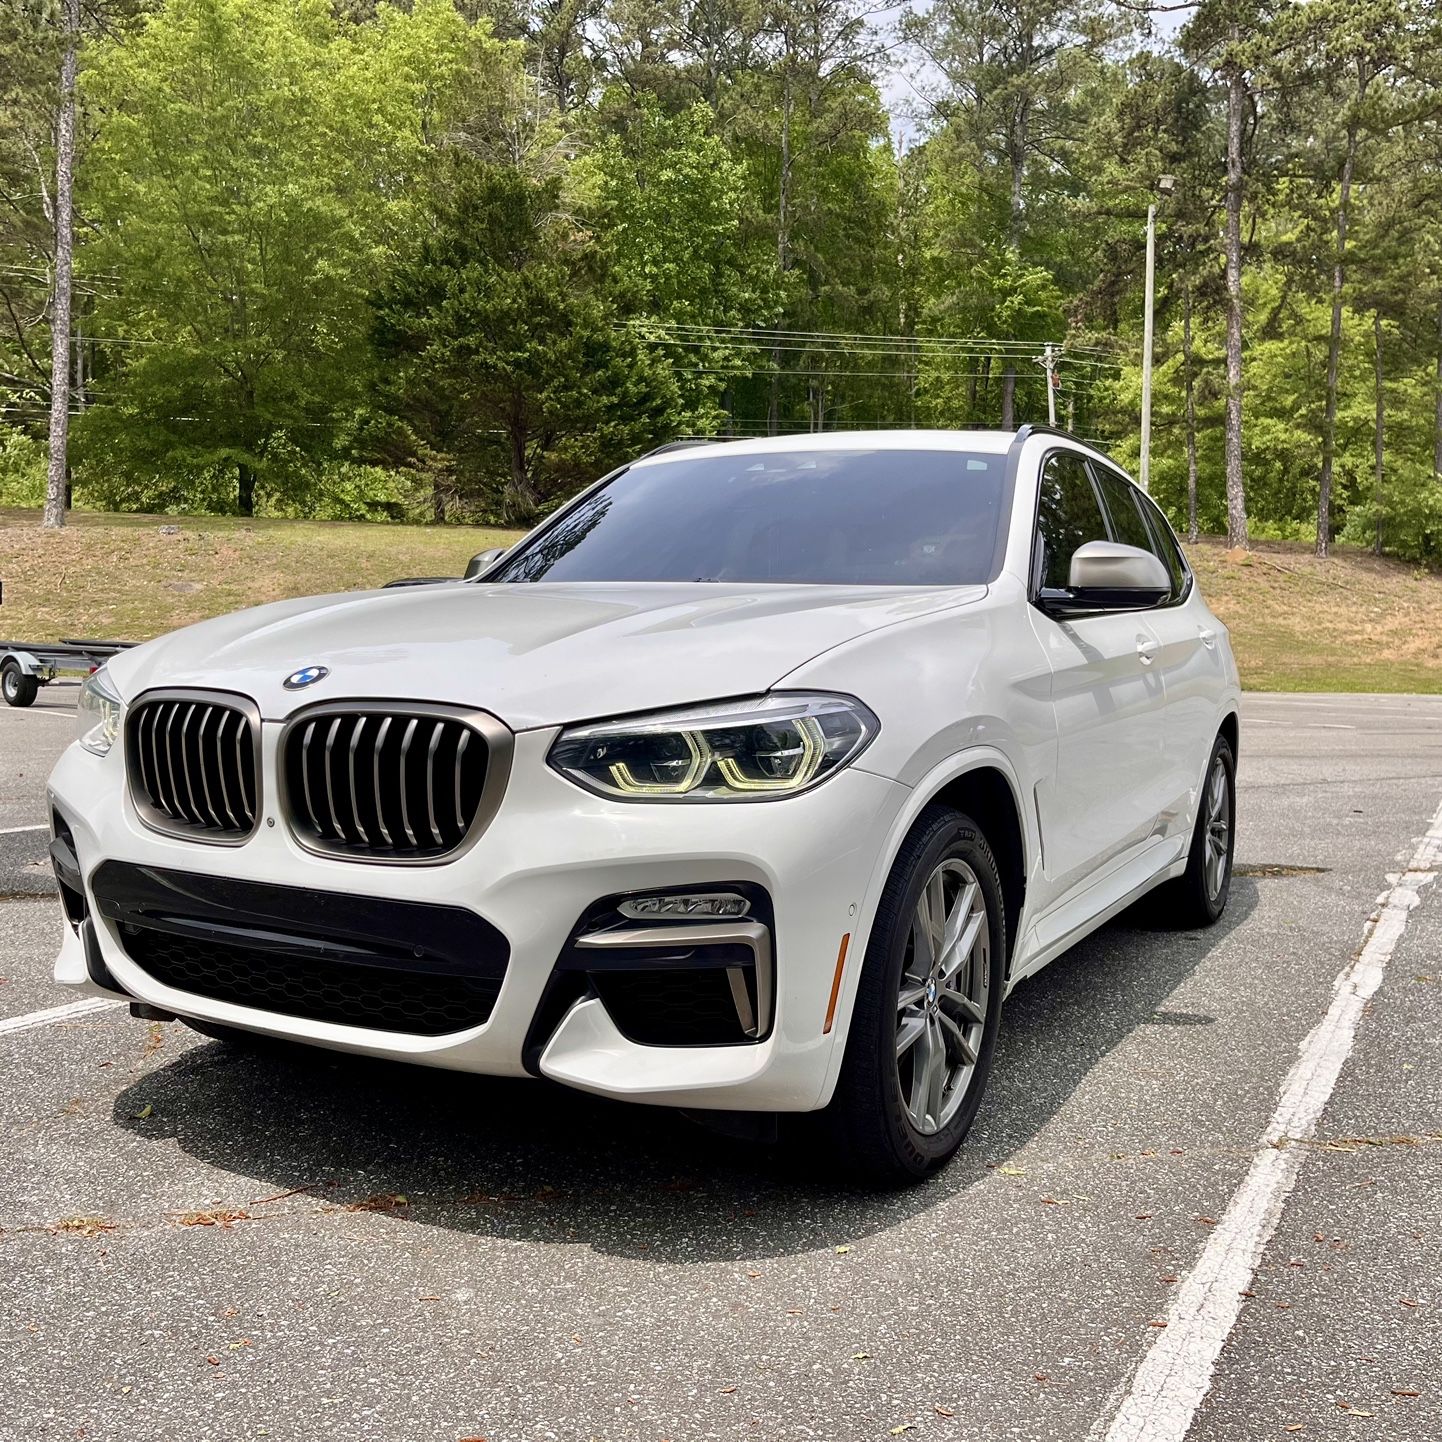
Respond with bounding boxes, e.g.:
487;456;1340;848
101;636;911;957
821;804;1006;1185
2;663;38;707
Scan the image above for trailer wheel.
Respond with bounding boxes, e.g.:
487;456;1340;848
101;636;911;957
2;662;38;707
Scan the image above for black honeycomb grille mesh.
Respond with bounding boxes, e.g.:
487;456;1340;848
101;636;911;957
124;927;502;1036
592;969;747;1047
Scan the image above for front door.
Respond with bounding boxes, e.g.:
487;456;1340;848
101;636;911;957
1028;449;1169;902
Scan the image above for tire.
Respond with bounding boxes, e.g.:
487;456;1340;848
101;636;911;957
180;1017;287;1051
2;663;38;707
1159;734;1236;928
821;804;1006;1186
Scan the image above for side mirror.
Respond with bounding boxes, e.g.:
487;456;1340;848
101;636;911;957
464;547;508;580
1040;541;1170;616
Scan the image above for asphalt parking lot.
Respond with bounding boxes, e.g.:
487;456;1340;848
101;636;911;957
2;689;1439;1442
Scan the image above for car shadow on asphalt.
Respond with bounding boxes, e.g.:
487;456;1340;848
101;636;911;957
112;878;1259;1262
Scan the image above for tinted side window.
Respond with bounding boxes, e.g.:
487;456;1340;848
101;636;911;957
1133;488;1191;600
1094;467;1160;558
1035;452;1108;591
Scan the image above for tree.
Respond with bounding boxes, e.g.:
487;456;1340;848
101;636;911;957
1181;0;1291;550
41;0;77;528
1306;0;1418;557
78;0;487;514
906;0;1115;427
372;159;683;522
577;98;781;430
1;0;104;527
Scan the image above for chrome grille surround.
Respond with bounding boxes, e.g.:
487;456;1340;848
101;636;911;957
125;689;262;845
278;700;512;865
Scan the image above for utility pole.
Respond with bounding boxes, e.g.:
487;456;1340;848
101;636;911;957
1139;175;1176;495
1035;343;1058;426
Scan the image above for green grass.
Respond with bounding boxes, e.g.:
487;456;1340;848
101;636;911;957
2;509;1439;692
1184;536;1442;693
0;507;523;642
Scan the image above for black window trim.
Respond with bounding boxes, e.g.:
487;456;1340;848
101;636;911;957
1027;442;1112;609
1086;459;1194;609
1133;483;1195;606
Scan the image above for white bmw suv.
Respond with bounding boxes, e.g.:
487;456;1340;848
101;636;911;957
50;427;1239;1182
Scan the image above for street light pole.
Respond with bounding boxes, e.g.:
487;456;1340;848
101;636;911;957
1140;202;1157;493
1139;175;1176;495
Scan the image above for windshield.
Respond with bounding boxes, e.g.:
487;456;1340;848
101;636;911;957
488;448;1008;587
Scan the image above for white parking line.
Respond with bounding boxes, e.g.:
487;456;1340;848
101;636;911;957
0;997;121;1037
0;823;48;836
1094;794;1442;1442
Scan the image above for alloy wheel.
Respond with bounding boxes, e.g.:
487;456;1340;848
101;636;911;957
1203;754;1231;901
895;857;990;1136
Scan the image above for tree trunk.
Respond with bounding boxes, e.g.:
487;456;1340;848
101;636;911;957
1434;295;1442;477
508;426;537;523
1183;280;1199;543
1316;121;1358;559
237;461;256;517
431;478;448;525
1222;57;1249;550
42;0;79;532
768;73;794;438
1000;107;1025;433
1373;310;1384;556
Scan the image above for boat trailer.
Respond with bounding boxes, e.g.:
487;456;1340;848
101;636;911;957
1;638;137;707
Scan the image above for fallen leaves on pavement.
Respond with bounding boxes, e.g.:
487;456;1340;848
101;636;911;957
171;1208;251;1228
50;1215;117;1237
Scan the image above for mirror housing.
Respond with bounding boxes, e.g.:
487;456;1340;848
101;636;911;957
1039;541;1170;616
465;547;508;580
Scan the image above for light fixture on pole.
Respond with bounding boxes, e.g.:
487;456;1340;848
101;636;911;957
1139;174;1177;495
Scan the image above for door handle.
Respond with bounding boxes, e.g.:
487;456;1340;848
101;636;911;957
1198;627;1217;649
1137;638;1160;665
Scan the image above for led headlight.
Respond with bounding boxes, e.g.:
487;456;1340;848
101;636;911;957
548;693;878;802
77;665;124;757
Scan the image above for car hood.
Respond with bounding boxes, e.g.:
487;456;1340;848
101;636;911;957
108;581;987;730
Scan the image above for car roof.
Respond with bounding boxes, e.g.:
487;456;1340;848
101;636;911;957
629;429;1021;468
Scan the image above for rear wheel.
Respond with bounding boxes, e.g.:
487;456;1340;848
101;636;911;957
822;805;1005;1185
2;663;38;707
1160;734;1235;927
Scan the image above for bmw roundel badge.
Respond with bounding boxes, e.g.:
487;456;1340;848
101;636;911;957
283;665;330;690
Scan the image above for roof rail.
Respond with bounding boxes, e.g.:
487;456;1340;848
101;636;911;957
1011;422;1097;449
640;437;735;459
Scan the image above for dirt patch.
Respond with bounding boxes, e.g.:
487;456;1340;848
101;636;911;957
1234;864;1331;878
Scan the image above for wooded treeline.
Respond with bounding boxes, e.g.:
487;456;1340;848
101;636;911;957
2;0;1441;557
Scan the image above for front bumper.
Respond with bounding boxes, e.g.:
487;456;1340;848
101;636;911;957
50;727;904;1111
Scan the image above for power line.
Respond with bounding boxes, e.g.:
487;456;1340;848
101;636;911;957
628;321;1118;358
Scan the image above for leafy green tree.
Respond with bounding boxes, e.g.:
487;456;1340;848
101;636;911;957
76;0;491;515
0;1;64;424
1301;0;1429;556
575;97;781;429
906;0;1116;426
372;158;683;523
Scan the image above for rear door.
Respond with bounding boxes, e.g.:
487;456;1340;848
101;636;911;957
1093;466;1224;841
1027;449;1167;900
